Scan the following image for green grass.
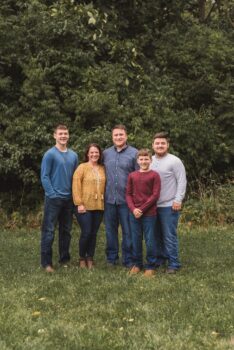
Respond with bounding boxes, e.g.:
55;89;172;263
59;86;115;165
0;224;233;350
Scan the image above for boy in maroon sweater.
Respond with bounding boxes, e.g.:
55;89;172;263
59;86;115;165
126;149;161;276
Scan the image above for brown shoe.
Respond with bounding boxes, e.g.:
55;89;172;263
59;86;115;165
79;259;87;268
44;265;54;273
129;266;141;275
144;269;155;277
86;258;94;269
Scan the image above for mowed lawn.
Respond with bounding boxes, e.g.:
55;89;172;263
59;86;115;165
0;224;233;350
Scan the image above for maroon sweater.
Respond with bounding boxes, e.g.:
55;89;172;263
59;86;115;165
126;170;161;216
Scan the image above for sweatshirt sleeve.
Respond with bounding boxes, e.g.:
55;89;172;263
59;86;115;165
139;172;161;213
72;164;84;206
173;159;187;203
41;152;56;198
126;174;135;213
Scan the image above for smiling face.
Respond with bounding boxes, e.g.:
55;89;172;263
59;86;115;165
152;137;169;158
54;128;69;150
112;128;128;150
88;146;100;165
137;155;152;172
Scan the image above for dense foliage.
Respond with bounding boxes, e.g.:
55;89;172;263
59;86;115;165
0;0;233;211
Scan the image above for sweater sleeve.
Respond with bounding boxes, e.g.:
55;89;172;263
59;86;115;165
74;154;79;172
41;152;56;198
173;159;187;203
72;164;84;206
139;172;161;213
126;174;135;213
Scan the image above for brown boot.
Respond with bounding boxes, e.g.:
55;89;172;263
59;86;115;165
86;258;94;269
79;259;87;268
144;269;155;277
129;266;141;275
44;265;55;273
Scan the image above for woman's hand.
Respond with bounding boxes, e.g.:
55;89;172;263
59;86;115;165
78;205;86;213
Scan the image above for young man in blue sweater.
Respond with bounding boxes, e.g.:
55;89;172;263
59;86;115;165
41;124;78;272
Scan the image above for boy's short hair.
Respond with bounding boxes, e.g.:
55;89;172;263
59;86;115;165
137;148;152;158
112;124;127;133
54;124;68;132
153;131;170;142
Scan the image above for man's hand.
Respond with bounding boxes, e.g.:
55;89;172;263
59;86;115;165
78;205;86;213
133;208;143;219
172;202;182;211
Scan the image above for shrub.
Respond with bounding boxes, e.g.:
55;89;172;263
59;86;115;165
181;181;234;226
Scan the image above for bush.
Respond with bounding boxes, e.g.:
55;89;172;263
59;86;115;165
181;181;234;226
0;1;233;210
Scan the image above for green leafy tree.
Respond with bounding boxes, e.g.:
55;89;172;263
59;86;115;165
0;0;233;212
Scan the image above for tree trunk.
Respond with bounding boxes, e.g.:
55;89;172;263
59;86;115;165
199;0;206;22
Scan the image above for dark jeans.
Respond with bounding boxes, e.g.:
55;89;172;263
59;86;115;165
41;196;73;268
155;207;181;270
104;203;132;266
74;210;103;259
129;213;157;270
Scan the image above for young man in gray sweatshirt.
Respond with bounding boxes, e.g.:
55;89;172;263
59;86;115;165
150;132;187;273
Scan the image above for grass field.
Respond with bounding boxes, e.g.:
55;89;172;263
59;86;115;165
0;224;233;350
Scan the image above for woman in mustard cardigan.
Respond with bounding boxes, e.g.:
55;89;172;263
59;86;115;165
72;143;106;269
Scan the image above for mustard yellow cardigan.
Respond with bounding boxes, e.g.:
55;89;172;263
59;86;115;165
72;163;106;210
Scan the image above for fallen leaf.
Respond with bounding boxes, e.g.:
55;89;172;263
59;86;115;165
32;311;41;316
38;329;45;334
211;331;219;336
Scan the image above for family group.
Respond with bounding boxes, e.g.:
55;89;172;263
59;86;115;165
40;124;187;276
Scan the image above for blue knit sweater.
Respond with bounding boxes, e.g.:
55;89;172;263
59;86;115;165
41;146;78;199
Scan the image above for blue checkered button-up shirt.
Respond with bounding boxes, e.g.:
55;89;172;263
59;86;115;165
103;145;138;205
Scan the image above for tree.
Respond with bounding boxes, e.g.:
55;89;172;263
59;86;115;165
0;0;233;212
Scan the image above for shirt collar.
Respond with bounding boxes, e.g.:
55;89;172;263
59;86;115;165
114;144;128;153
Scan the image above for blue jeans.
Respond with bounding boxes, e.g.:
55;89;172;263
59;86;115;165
74;210;103;259
129;213;157;269
104;203;132;266
155;207;181;270
41;196;73;267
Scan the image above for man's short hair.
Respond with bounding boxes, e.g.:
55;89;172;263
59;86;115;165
112;124;127;133
54;124;68;132
153;131;170;142
137;148;152;159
